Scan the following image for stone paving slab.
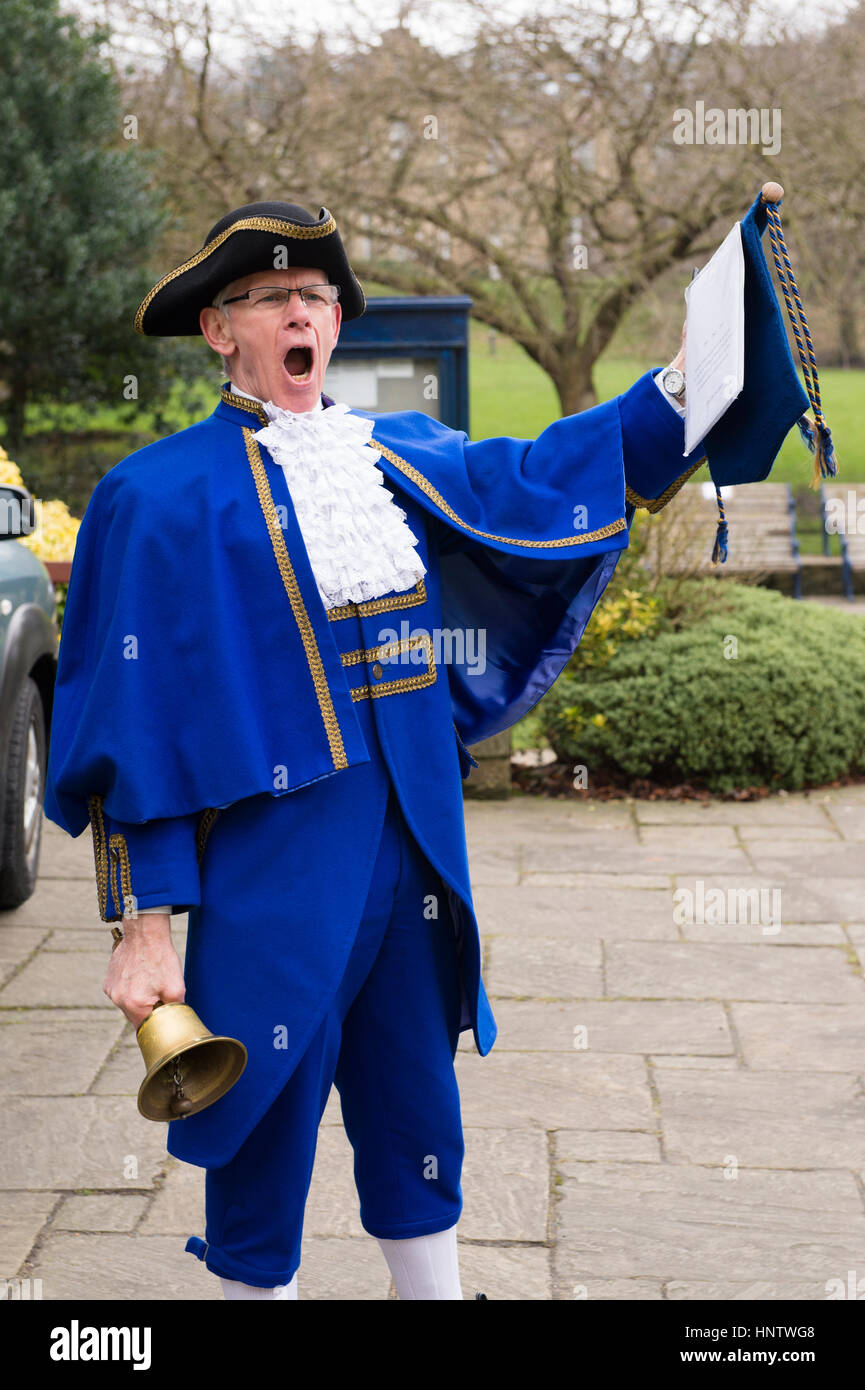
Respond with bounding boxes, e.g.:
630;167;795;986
0;1191;59;1274
673;875;865;923
455;1052;654;1130
638;825;741;849
554;1130;661;1163
552;1163;865;1284
464;798;636;832
4;878;100;928
462;847;520;886
1;1097;169;1191
484;999;732;1055
0;929;51;986
748;843;865;877
25;1232;219;1301
454;1244;551;1300
91;1040;150;1096
0;1015;126;1095
824;804;865;840
0;952;113;1009
50;1194;150;1232
680;922;847;945
527;846;755;876
471;884;680;939
634;799;836;826
459;1129;549;1241
137;1159;205;1238
666;1279;842;1300
604;941;865;1003
524;872;673;891
820;785;865;802
33;832;94;879
732;1003;865;1071
485;936;601;999
737;824;841;841
650;1055;739;1070
0;1007;130;1026
656;1070;865;1167
41;929;125;951
561;1276;665;1299
296;1236;395;1300
6;786;865;1299
304;1126;365;1237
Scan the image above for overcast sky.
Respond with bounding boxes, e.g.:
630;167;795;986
71;0;854;71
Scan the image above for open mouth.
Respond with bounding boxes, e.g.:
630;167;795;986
284;346;313;383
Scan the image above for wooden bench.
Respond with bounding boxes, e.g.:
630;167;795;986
643;482;805;596
820;485;865;601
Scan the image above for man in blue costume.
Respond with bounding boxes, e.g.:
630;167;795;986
43;197;808;1300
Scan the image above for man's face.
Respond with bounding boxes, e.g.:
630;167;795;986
199;265;341;412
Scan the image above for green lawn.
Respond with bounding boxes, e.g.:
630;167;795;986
9;317;862;534
16;319;862;483
469;321;864;483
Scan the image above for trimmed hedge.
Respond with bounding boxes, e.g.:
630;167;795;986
541;585;865;793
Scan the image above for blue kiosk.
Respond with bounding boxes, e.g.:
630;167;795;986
324;295;472;435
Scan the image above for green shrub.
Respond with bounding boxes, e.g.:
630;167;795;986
569;584;664;670
541;585;865;793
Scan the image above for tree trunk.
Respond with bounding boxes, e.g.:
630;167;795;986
2;380;28;457
837;296;863;369
553;355;598;417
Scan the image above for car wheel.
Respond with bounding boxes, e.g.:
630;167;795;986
0;677;46;909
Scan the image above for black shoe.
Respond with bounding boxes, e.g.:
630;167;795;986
475;1291;487;1299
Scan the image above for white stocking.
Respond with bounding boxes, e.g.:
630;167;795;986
376;1224;463;1300
219;1271;298;1300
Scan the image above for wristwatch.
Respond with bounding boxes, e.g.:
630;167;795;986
661;366;686;399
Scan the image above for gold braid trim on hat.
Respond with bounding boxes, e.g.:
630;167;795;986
134;213;339;334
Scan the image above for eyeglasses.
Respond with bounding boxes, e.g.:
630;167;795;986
220;284;340;309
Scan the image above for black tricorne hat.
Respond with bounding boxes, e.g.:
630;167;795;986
134;200;366;336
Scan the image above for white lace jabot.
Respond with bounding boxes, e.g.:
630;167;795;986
250;397;427;612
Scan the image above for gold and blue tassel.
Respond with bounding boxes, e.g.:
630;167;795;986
711;485;728;566
762;189;838;489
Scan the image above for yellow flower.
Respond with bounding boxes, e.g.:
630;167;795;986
18;498;81;562
0;457;25;489
0;448;80;560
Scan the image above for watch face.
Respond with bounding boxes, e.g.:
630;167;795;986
663;368;685;397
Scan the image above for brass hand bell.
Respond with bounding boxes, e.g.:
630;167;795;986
136;1000;247;1122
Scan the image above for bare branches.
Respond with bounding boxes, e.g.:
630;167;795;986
100;0;860;405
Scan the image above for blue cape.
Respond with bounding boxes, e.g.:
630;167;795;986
44;191;814;841
44;388;636;837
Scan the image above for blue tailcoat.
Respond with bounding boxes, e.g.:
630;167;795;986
44;341;805;1168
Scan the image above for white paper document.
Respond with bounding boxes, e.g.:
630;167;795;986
683;222;745;455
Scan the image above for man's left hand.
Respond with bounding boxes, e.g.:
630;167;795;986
671;318;686;374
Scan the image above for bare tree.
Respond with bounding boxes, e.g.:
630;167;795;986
93;0;828;410
772;1;865;366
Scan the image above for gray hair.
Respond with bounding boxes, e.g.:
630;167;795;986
210;285;233;377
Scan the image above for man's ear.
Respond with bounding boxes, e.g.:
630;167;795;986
200;305;236;360
331;301;342;351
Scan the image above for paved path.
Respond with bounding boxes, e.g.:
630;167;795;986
3;787;865;1300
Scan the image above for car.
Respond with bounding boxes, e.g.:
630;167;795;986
0;483;59;908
